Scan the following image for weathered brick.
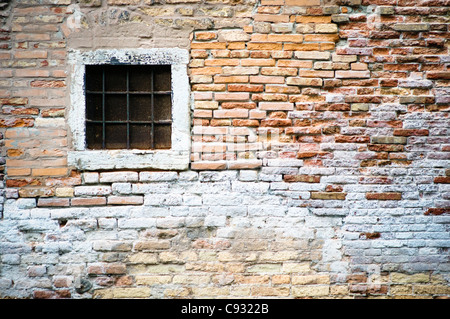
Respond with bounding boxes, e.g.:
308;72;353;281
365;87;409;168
372;136;407;144
284;175;320;183
294;51;331;60
107;196;144;205
71;197;107;206
37;198;70;207
311;192;347;200
286;77;323;87
99;172;138;183
335;70;370;78
366;192;402;200
392;23;430;32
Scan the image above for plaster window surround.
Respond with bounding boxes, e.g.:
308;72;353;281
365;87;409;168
67;48;191;171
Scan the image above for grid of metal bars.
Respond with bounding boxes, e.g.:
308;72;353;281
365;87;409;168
85;64;172;150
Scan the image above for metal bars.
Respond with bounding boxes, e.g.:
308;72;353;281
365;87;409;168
85;64;172;150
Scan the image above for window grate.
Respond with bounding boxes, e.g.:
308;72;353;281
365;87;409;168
85;64;172;150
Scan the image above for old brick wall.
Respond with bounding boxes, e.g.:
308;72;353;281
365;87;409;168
0;0;449;299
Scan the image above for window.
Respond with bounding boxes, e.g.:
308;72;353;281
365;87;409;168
85;64;172;150
67;49;190;171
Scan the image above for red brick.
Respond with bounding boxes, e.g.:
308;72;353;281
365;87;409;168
296;16;332;23
71;197;107;206
30;80;65;88
214;92;250;101
366;192;402;200
32;168;68;177
424;208;450;216
232;119;260;126
228;84;264;93
214;75;249;83
191;161;227;170
259;102;294;111
37;198;70;207
311;192;347;200
15;69;50;77
284;175;321;183
335;135;370;143
107;196;144;205
393;129;429;136
261;119;292;127
214;109;249;118
14;50;47;59
434;177;450;184
426;72;450;80
221;102;257;109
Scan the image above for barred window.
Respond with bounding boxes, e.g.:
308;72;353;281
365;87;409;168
85;64;172;150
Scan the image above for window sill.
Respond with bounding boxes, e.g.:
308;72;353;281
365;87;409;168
68;149;189;171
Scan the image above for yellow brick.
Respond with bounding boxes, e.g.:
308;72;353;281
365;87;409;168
235;275;270;284
32;167;68;177
391;273;430;283
7;168;31;176
55;187;74;197
195;101;219;109
164;287;190;298
135;275;172;285
145;264;185;273
231;287;252;296
282;262;311;273
390;284;413;295
414;284;450;295
259;251;298;262
251;286;290;296
330;285;349;296
127;253;158;264
247;263;282;273
296;15;332;23
159;252;180;263
111;287;151;298
292;285;330;297
192;287;230;297
198;251;217;261
292;275;330;285
92;288;114;299
272;275;290;285
172;275;210;285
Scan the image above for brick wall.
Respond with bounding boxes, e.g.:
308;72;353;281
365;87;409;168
0;0;449;299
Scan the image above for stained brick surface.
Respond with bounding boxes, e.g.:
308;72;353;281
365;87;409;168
0;0;449;299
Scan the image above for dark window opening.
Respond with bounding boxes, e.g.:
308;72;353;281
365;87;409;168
85;64;172;150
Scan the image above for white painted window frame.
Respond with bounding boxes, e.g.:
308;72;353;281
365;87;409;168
67;49;190;171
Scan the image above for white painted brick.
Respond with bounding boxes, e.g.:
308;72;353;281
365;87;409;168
112;183;132;194
99;171;138;183
208;206;247;217
132;183;170;194
179;171;198;181
74;186;111;196
156;217;185;228
267;159;304;167
183;195;202;206
169;206;190;216
144;194;183;206
204;215;227;227
248;205;287;216
118;218;156;229
239;170;258;181
231;181;270;193
139;171;178;182
203;194;243;206
82;172;99;184
199;171;238;182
